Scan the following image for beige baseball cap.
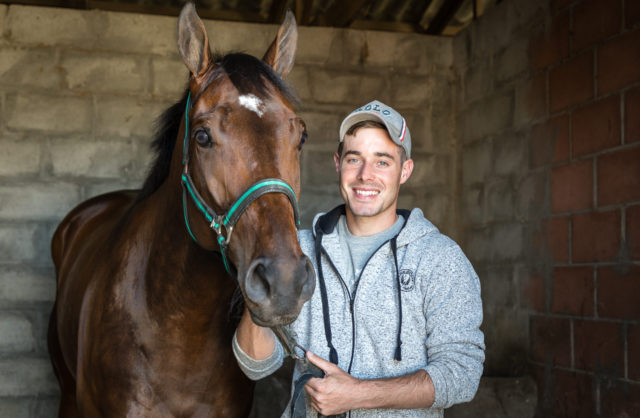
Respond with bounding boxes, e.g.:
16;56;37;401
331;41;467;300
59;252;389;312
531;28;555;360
339;100;411;158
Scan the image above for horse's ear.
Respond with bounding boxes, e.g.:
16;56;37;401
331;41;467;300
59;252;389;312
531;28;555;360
263;9;297;77
177;2;212;79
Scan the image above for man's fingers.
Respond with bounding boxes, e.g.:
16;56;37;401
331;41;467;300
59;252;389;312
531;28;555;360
306;350;335;373
305;377;321;392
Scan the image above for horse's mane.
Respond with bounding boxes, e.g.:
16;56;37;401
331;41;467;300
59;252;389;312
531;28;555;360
136;52;299;202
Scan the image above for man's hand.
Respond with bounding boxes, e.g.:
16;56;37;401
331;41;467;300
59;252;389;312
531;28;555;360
303;350;435;414
304;351;361;415
236;307;276;360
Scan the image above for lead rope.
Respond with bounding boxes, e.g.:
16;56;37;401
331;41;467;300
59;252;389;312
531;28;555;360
272;326;343;418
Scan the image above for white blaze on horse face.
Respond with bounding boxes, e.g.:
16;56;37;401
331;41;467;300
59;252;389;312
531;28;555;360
238;94;265;117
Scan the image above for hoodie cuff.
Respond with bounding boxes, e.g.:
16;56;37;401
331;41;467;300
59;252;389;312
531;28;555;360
425;365;448;409
232;330;284;381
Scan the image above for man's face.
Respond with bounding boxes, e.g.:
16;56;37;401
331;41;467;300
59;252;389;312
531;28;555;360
334;127;413;225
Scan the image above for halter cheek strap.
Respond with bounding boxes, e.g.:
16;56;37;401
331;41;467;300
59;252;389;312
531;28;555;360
180;92;301;275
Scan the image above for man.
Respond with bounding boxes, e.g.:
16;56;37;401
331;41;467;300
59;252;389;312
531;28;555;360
233;100;485;417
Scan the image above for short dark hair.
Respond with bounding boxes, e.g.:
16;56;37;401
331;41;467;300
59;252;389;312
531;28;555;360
338;120;408;163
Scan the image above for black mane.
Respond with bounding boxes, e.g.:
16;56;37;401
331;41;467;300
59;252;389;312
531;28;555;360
136;52;299;202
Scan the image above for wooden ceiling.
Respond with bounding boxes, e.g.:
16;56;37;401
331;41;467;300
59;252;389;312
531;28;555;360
2;0;501;35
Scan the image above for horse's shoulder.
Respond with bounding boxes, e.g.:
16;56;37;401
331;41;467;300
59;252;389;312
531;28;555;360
52;190;138;270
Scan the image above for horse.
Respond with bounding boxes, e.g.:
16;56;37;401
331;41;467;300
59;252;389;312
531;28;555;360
47;3;315;416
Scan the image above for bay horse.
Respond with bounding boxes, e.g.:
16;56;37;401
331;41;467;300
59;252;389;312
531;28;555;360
47;3;314;416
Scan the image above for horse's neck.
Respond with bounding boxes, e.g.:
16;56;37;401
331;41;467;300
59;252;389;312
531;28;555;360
133;182;234;326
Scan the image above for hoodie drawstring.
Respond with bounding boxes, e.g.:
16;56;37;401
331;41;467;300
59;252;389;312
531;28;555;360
315;231;339;365
390;237;403;361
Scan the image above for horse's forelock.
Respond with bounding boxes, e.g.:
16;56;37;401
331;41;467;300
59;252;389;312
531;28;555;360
218;52;299;107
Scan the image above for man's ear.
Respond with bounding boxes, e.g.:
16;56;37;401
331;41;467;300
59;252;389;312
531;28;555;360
334;152;341;173
399;159;414;185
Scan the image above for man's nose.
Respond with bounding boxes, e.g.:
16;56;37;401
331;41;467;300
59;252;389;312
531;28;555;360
357;161;374;181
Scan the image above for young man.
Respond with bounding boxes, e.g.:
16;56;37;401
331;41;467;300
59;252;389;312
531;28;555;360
233;100;485;417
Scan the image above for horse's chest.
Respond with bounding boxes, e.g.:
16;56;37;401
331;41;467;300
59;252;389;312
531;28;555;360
83;317;250;416
136;357;251;417
84;346;250;417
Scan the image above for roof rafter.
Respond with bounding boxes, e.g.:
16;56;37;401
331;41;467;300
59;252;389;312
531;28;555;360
425;0;466;35
317;0;373;27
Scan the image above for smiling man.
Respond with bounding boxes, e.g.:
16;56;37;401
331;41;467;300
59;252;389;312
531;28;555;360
233;100;485;417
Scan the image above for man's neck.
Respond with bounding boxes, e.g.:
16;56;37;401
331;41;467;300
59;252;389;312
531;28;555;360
345;208;398;237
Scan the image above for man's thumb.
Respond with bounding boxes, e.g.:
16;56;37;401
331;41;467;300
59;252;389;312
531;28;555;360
307;351;332;373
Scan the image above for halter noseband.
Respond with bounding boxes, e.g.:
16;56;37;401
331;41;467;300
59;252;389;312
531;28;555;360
180;92;301;274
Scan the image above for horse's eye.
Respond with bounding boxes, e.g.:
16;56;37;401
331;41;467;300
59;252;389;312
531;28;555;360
194;129;212;147
298;131;307;151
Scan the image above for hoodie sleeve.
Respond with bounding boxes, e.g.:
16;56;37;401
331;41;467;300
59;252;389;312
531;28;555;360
232;330;285;381
422;244;485;409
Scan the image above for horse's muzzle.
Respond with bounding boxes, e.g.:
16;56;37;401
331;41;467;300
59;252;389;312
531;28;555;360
243;255;315;326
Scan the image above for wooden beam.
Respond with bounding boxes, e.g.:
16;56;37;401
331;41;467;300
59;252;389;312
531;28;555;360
268;0;288;24
425;0;466;35
318;0;372;27
349;19;422;34
86;1;267;23
300;0;314;25
413;0;434;26
5;0;87;9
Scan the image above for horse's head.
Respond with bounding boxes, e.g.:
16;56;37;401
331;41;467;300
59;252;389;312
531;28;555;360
174;3;314;326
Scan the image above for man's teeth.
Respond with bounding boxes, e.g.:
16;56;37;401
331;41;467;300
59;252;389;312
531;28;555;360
356;190;378;196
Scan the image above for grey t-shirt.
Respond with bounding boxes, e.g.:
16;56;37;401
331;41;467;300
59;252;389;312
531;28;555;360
336;214;404;293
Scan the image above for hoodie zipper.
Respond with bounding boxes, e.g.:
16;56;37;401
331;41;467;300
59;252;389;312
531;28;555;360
320;241;395;418
320;238;395;374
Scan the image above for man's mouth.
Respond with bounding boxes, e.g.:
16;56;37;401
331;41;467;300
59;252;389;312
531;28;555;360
354;188;380;197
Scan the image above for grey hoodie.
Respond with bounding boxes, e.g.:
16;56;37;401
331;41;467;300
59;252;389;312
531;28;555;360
233;206;485;417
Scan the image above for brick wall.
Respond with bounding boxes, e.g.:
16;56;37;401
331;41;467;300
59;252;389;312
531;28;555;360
531;0;640;415
456;0;639;415
0;5;453;414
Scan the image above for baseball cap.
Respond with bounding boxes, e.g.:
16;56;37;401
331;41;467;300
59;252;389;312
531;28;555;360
339;100;411;158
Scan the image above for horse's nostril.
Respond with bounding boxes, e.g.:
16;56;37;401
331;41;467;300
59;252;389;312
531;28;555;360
245;259;271;303
301;257;316;299
254;263;271;297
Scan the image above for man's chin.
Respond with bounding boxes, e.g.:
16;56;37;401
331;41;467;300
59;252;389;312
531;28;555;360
346;203;382;218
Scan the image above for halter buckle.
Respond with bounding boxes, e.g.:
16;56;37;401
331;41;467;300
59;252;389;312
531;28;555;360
211;218;235;247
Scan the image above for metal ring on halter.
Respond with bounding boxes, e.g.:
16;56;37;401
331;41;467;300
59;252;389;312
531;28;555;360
290;342;308;362
211;220;235;247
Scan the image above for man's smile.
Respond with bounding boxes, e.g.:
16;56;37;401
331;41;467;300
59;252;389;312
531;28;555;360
352;187;381;198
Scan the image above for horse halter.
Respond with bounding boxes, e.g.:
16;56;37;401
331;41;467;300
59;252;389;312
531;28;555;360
180;92;301;274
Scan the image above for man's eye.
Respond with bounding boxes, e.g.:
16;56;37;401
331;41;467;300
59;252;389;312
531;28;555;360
194;129;212;147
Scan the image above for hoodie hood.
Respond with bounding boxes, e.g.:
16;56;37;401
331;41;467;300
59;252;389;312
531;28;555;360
311;205;438;248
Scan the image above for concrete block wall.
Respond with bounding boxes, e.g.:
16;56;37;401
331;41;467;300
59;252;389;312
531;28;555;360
0;5;454;414
453;0;550;378
293;26;455;232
